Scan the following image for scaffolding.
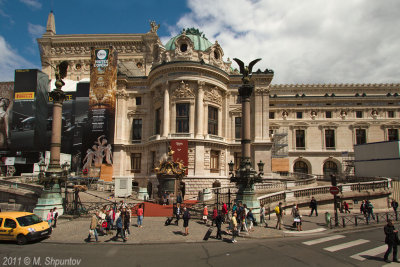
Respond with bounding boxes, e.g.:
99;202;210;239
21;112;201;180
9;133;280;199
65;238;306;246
272;128;288;158
342;151;355;176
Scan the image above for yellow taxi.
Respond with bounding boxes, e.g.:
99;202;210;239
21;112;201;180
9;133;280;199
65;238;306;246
0;211;51;245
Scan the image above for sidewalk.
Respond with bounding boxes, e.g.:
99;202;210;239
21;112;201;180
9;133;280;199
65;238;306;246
43;213;336;245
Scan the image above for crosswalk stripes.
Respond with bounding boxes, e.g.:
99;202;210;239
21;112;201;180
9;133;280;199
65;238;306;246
324;239;370;252
302;235;346;246
303;234;387;262
350;245;387;261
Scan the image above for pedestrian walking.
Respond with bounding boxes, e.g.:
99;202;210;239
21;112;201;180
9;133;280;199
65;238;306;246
211;206;218;226
343;201;350;213
247;208;255;232
174;203;181;225
122;208;130;235
137;204;144;228
231;212;238;243
114;213;127;242
260;204;266;227
183;207;190;236
240;205;249;234
52;207;59;228
309;196;318;216
391;199;398;213
215;212;223;239
367;200;375;220
293;206;302;231
384;219;399;263
360;200;368;217
202;205;208;224
222;202;228;223
46;209;53;228
275;202;283;230
87;212;99;242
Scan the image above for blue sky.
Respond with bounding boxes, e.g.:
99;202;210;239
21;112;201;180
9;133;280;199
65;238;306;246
1;0;400;85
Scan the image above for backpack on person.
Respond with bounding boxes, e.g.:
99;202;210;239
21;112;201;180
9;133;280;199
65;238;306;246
274;206;280;215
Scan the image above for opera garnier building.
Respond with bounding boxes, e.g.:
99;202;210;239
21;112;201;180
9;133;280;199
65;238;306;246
38;12;400;198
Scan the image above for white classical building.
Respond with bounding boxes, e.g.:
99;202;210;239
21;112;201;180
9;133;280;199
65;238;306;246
38;13;400;198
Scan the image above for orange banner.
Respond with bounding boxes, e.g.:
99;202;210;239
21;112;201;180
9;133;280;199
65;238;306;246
15;92;35;100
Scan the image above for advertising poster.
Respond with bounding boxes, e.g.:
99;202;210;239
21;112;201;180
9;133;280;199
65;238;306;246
0;82;14;150
81;47;117;173
170;140;188;175
11;69;49;151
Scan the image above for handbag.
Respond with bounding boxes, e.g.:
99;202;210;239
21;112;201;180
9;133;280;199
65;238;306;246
102;221;107;228
202;215;207;220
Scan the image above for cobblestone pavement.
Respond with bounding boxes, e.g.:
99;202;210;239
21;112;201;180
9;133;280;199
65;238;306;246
43;213;343;245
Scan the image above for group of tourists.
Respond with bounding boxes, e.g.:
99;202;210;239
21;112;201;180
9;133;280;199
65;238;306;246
86;201;144;243
46;207;59;228
360;199;375;220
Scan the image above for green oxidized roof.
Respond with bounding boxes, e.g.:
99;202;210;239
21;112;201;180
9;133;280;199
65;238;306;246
164;28;213;51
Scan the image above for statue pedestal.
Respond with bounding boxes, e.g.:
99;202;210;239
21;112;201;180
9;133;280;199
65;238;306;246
138;187;149;201
100;164;113;182
33;183;64;220
235;184;260;222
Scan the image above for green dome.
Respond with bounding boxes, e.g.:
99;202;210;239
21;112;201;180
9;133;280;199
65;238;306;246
164;28;213;52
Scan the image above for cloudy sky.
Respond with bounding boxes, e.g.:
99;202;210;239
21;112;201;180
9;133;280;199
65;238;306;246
0;0;399;84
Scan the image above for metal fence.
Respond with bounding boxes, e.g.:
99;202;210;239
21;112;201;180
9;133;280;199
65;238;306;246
330;211;399;228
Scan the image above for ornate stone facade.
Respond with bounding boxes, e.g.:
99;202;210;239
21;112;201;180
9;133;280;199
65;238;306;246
37;13;400;198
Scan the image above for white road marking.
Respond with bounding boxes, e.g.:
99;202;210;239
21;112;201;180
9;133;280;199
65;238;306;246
324;239;370;252
350;245;387;261
283;228;327;234
302;235;346;246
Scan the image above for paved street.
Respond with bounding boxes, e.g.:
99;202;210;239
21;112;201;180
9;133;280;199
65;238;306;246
0;227;398;267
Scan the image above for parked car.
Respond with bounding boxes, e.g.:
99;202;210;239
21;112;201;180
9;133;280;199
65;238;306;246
0;212;51;245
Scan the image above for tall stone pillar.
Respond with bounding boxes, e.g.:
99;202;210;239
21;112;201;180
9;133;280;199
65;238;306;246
196;81;204;138
162;83;170;138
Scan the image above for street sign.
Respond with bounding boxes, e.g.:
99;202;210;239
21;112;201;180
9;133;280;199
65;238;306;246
330;186;340;195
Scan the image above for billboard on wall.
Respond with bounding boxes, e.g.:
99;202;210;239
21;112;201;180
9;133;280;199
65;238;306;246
11;69;49;151
81;47;117;171
170;140;189;175
0;82;14;150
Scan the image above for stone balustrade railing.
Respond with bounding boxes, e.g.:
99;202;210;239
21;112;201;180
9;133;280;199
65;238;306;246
0;179;43;195
257;178;391;207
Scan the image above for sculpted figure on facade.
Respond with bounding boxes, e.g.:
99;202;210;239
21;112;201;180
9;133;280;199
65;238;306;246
149;20;160;33
172;81;195;99
205;86;222;105
340;110;347;119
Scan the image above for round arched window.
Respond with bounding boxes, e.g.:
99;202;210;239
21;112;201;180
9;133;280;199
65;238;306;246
323;160;338;178
214;51;219;59
180;43;188;52
294;161;308;174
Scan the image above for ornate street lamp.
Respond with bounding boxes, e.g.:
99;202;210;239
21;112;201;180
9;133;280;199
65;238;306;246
229;58;265;220
33;61;69;219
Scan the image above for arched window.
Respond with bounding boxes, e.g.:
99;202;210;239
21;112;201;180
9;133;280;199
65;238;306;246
323;161;338;178
294;161;308;174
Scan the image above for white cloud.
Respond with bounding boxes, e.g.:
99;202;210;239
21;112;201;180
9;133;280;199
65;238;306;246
20;0;41;9
164;0;400;84
0;36;36;81
28;22;45;42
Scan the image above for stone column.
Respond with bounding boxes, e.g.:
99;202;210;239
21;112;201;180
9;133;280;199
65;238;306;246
254;88;263;141
162;83;170;138
47;89;65;173
240;85;253;160
196;81;204;138
218;107;222;137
